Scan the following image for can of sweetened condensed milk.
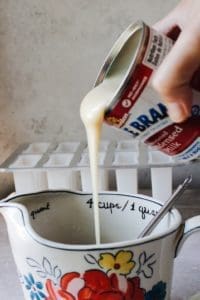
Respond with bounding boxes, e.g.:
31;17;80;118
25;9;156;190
95;21;200;161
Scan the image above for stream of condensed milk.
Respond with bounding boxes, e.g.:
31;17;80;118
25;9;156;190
80;83;111;244
80;28;142;244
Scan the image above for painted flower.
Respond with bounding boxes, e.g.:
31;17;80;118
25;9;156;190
46;272;84;300
24;273;46;300
80;270;145;300
98;250;135;275
46;270;145;300
145;281;167;300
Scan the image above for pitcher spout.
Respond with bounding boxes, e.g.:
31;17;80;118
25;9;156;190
0;197;31;255
0;195;29;238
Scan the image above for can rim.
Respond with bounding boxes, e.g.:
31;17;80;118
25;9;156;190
94;20;148;108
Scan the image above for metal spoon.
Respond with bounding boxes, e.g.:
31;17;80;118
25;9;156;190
138;175;192;238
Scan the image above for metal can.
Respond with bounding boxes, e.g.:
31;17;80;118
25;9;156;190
95;21;200;161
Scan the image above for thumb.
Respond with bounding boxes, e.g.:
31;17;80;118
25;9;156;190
152;20;200;123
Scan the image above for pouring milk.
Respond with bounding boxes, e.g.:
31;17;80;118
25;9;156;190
80;24;144;243
80;82;113;244
80;26;149;244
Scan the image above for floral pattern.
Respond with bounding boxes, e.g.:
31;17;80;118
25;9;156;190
21;251;167;300
24;273;46;300
136;251;156;279
98;250;135;275
145;281;167;300
46;270;145;300
26;257;61;284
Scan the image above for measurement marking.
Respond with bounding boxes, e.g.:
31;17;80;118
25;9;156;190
122;200;129;211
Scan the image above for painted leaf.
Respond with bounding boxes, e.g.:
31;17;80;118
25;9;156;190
136;251;156;279
42;257;52;275
26;258;41;268
53;265;62;279
84;254;98;265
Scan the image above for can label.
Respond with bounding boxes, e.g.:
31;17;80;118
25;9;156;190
104;25;200;161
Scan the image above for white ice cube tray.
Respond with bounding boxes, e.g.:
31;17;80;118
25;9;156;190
0;141;198;201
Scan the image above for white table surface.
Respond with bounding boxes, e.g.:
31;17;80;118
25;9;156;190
0;189;200;300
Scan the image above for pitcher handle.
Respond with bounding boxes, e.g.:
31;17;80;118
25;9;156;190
175;215;200;257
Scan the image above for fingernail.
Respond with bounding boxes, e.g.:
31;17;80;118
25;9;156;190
167;102;190;123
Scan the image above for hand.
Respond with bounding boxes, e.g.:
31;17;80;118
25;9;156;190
152;0;200;123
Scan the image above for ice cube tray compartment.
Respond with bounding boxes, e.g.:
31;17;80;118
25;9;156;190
9;154;42;169
79;152;109;191
54;142;80;153
113;152;139;193
22;143;50;154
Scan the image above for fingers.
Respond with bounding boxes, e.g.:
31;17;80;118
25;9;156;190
153;14;177;35
152;19;200;123
153;1;181;35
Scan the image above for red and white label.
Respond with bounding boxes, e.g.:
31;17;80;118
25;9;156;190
105;25;200;161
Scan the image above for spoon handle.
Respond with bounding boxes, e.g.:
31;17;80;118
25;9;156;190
138;175;192;238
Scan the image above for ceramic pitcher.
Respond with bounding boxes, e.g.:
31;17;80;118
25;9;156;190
0;190;200;300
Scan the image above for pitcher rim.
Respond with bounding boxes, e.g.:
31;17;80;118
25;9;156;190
0;190;183;251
